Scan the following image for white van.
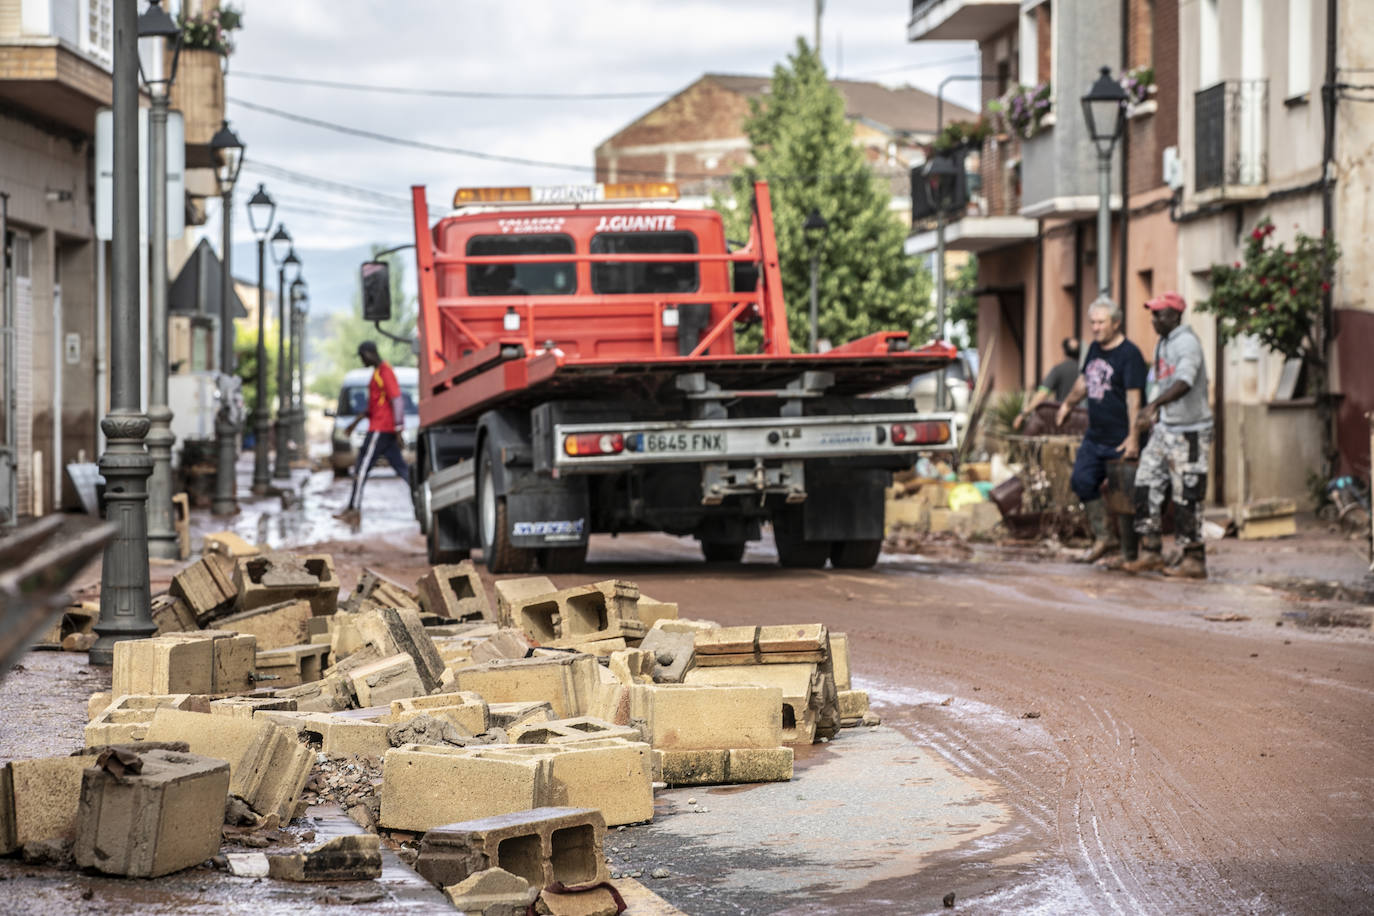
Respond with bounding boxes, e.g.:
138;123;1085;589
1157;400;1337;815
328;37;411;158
329;366;420;476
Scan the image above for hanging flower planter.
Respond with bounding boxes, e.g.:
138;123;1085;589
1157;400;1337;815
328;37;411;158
987;83;1053;140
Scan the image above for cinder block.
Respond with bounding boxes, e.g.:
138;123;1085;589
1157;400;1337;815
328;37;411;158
468;628;535;665
150;594;199;635
638;629;695;683
693;623;827;665
443;868;537;913
233;553;339;617
494;576;557;628
726;747;793;783
273;674;352;713
168;554;237;623
929;506;952;533
349;653;425;707
454;655;599;719
885;496;931;533
652;747;793;786
341;568;422;615
112;636;214;697
73;749;230;877
216;599;313;651
837;689;869;725
256;643;329;688
84;694;198;745
4;755;100;846
144;709;312;823
88;691;113;721
265;833;382;881
151;630;257;694
508;717;641;746
830;632;852;691
353;605;446;693
391;692;489;734
416;807;608;891
202;531;260;560
606;649;654;685
210;696;298;719
757;624;827;654
635;594;678;628
684;663;821;744
650;618;720;635
379;744;553;832
463;740;652;825
416;561;491;621
303;714;393;758
627;683;782;750
506;580;646;647
488;701;555;731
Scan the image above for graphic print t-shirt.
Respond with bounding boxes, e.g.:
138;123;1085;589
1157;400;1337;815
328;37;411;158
1081;339;1146;446
366;362;401;433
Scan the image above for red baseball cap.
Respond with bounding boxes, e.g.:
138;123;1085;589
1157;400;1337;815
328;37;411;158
1145;291;1186;312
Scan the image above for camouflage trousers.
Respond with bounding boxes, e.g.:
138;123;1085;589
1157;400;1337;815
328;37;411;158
1133;425;1213;550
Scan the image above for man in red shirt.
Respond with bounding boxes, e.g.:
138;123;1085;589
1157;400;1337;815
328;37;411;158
334;341;409;525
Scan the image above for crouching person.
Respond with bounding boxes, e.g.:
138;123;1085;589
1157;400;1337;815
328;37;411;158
1123;292;1213;578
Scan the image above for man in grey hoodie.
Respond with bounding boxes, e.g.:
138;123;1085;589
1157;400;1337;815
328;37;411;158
1123;292;1214;578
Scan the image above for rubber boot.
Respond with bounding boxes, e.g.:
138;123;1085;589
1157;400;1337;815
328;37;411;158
1163;546;1207;579
1097;514;1138;569
1077;499;1120;563
1121;533;1165;573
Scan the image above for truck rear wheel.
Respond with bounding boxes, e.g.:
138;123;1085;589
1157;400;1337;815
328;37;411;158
478;447;535;574
830;539;882;569
700;540;746;563
772;519;830;569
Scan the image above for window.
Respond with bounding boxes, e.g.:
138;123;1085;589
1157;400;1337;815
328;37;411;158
590;232;699;295
1288;0;1312;98
465;234;576;297
82;0;113;69
338;384;419;418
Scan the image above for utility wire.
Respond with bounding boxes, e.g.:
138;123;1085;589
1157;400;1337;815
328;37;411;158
241;158;420;209
847;51;982;80
229;71;671;100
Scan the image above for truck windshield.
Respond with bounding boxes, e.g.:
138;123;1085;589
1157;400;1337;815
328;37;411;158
466;234;576;296
590;231;699;294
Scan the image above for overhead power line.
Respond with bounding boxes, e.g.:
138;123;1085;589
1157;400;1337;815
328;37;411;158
848;51;982;80
229;71;671;100
240;158;430;211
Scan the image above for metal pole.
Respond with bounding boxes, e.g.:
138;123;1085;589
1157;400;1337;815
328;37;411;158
296;307;307;457
1097;149;1112;299
145;89;178;558
288;302;302;460
272;261;290;477
212;187;238;515
808;253;819;354
91;0;156;664
251;237;271;494
0;191;15;526
935;206;947;411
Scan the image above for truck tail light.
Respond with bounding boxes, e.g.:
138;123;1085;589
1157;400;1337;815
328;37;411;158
890;422;950;446
564;432;624;456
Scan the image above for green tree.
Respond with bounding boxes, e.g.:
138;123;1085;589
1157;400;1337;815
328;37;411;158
234;319;279;415
716;39;933;352
310;249;417;400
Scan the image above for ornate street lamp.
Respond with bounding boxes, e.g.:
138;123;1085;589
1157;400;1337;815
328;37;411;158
923;150;960;411
246;183;276;495
210;120;244;516
1081;66;1128;298
802;207;828;354
272;239;300;478
290;277;309;460
137;0;183;560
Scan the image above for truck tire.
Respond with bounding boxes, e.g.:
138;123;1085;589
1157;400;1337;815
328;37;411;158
428;523;470;565
700;540;746;563
830;539;882;569
539;544;588;573
478;445;535;574
772;518;829;569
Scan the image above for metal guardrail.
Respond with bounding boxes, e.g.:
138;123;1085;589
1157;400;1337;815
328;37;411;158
1195;79;1269;192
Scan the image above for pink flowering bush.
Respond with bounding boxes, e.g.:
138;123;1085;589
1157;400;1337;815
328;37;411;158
179;5;242;55
987;83;1053;140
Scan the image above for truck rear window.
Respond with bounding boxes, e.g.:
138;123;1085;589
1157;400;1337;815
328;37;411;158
466;234;576;296
590;231;699;295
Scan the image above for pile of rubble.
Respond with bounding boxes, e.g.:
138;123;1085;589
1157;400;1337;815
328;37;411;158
1;533;877;913
884;461;1006;548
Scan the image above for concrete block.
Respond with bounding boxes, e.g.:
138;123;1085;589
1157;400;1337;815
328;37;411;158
470;628;536;665
379;744;554;832
273;674;353;713
566;637;629;658
392;691;489;735
443;867;538;913
266;833;382;881
353;605;447;694
838;689;870;725
634;594;678;628
4;755;99;846
726;747;794;784
256;643;329;688
539;885;620;916
417;561;491;622
303;714;393;758
684;663;827;744
73;749;230;877
884;495;931;534
233;552;340;617
349;653;425;707
606;649;654;685
507;580;645;646
416;806;608;891
757;624;827;654
216;599;313;651
150;594;199;635
202;530;260;560
84;694;198;746
88;692;113;721
112;636;214;697
144;708;312;823
488;701;555;731
652;747;793;786
627;683;782;750
929;506;952;533
168;554;237;623
830;632;852;691
146;630;256;695
210;696;298;719
508;717;642;746
693;624;827;665
494;576;557;627
342;567;422;615
650;618;720;636
638;629;695;683
455;654;599;719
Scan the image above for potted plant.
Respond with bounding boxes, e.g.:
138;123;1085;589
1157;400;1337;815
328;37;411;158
932;117;994;154
170;5;243;147
178;4;243;55
990;83;1053;140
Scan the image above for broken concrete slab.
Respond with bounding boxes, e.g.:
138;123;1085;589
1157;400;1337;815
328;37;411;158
233;552;340;617
470;628;536;665
537;885;620;916
1;755;101;852
168;554;237;624
341;567;422;615
216;599;314;651
392;691;489;734
488;701;555;731
385;713;481;750
210;696;298;719
416;806;608;891
348;653;425;707
650;618;720;636
150;594;199;635
272;674;353;713
830;632;852;691
265;833;383;881
454;654;599;719
84;694;201;745
606;649;654;686
443;866;538;914
637;629;695;683
73;748;230;877
507;717;641;746
837;689;870;726
417;561;491;622
379;744;554;832
353;605;447;693
202;530;260;560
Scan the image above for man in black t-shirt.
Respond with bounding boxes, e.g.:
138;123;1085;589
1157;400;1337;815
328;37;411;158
1056;298;1147;562
1014;337;1080;430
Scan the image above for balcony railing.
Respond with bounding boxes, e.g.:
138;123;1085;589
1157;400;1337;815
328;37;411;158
1195;79;1268;193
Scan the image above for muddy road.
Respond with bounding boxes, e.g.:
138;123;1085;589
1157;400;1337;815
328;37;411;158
37;469;1373;913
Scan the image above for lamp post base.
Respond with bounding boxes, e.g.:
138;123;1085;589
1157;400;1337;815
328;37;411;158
211;413;239;516
145;404;180;559
90;411;158;666
273;416;291;478
251;410;273;495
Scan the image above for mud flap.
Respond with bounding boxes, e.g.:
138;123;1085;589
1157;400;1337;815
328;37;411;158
507;478;590;550
800;467;886;542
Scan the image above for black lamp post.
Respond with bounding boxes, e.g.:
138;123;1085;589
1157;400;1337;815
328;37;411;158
269;226;297;478
923;150;960;410
290;277;309;460
210;120;244;516
803;207;828;353
246;183;277;495
1081;66;1128;299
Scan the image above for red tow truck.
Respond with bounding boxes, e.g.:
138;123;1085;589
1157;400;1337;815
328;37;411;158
362;180;956;572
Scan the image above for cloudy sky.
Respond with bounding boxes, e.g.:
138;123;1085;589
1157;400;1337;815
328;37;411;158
201;1;979;315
